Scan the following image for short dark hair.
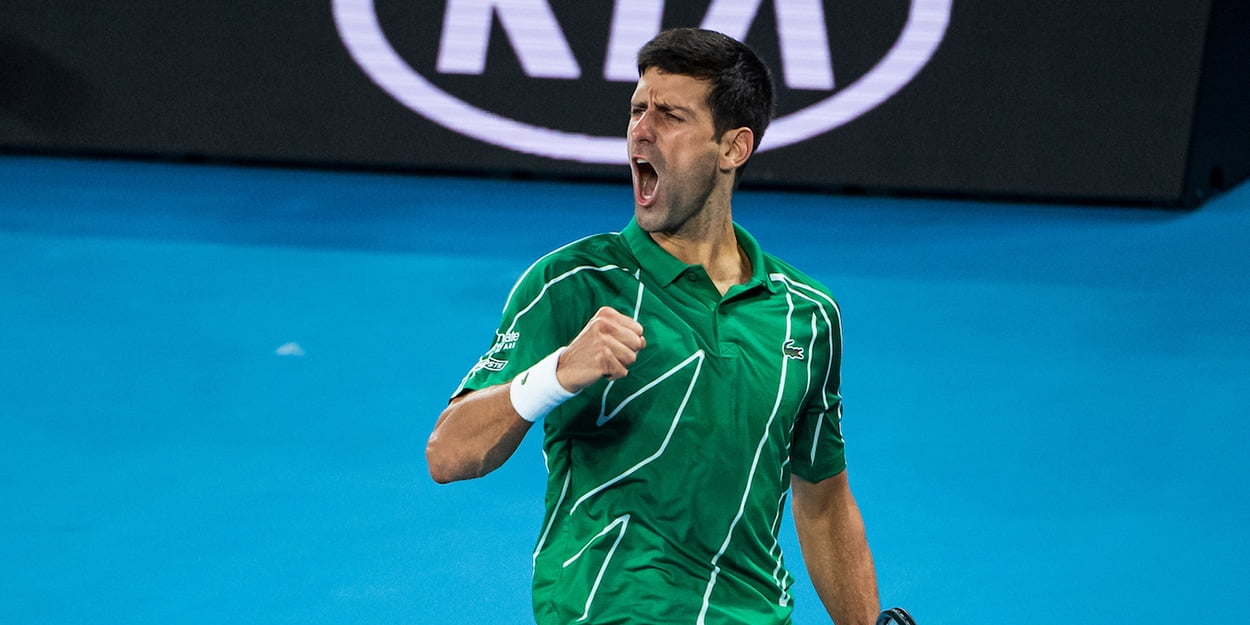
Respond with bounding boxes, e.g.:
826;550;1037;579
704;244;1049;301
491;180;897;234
637;28;775;165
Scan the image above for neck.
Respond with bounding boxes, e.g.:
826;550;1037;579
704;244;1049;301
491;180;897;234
651;216;750;295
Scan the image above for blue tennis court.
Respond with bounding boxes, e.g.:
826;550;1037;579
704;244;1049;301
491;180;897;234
2;154;1248;624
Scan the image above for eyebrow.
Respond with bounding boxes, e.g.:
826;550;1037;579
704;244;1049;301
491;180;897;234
631;99;696;116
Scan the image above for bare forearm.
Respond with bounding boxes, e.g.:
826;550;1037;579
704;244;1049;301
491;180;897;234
804;507;877;624
425;384;533;483
427;307;644;483
793;474;879;625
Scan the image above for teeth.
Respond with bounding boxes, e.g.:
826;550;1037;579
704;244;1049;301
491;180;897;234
635;158;649;165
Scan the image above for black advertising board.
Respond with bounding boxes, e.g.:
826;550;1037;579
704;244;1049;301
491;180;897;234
2;1;1246;206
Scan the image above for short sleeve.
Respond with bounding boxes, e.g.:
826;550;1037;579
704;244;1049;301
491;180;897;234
789;293;846;482
790;392;846;482
452;258;586;399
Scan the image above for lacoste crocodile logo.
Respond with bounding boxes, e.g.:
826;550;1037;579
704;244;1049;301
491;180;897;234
783;339;804;360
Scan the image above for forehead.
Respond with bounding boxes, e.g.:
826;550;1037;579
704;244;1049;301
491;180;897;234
630;68;713;111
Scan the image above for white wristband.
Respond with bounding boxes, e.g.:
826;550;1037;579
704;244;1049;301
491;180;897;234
510;347;576;422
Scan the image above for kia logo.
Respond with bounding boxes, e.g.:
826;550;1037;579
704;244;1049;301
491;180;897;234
333;0;951;164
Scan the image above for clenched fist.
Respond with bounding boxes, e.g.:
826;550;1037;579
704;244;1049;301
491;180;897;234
555;307;646;393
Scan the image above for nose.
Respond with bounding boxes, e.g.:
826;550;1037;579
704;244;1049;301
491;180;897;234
630;109;655;144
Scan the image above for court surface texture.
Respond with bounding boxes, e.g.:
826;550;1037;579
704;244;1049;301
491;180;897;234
3;155;1248;624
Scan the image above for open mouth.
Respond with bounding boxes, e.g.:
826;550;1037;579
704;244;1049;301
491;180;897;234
633;158;658;206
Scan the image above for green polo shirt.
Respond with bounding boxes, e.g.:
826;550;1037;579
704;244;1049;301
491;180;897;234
456;219;846;625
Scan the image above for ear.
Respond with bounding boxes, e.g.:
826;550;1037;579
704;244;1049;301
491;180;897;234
718;127;754;173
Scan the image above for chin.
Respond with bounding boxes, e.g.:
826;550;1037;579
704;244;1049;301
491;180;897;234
633;205;665;231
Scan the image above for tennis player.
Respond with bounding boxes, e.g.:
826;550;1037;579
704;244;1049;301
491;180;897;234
427;28;879;625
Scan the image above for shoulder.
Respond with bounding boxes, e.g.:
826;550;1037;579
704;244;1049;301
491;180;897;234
761;252;840;313
501;231;636;309
514;231;633;285
528;231;630;273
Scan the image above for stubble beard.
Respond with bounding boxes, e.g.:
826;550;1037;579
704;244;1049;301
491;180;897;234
634;163;720;238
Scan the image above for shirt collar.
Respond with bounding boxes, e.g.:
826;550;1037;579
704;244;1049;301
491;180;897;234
621;218;780;294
